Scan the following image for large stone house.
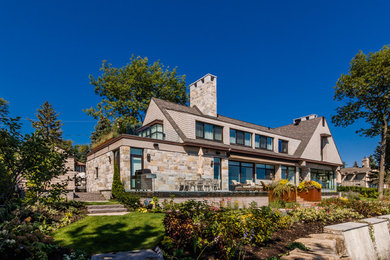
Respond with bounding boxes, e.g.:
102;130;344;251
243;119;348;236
338;157;379;188
86;74;343;197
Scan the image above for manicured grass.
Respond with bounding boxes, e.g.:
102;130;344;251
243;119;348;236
52;212;165;254
83;200;121;205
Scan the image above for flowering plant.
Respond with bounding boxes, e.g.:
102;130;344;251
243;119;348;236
298;180;321;193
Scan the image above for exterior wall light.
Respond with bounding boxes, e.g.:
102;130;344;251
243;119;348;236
147;154;151;162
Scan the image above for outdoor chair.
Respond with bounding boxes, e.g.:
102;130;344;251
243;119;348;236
212;179;220;190
197;179;205;191
203;179;212;191
231;180;243;190
186;180;197;191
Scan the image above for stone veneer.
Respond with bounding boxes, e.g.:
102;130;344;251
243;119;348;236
190;74;217;117
86;145;229;193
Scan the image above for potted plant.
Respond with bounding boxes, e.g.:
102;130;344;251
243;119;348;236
266;180;297;202
297;180;322;201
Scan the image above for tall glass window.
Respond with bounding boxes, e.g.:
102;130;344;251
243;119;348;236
196;121;223;142
130;148;143;190
241;163;254;183
230;129;236;144
228;161;240;190
256;164;275;180
281;166;295;183
311;169;335;190
244;133;252;146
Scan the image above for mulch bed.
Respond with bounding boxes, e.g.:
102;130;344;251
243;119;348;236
244;221;325;259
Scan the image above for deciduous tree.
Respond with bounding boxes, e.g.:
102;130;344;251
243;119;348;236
85;55;188;133
332;46;390;199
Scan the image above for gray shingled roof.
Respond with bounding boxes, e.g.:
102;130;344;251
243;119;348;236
151;97;322;158
340;167;377;175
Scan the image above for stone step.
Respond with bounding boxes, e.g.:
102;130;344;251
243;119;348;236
74;192;106;202
88;207;128;214
86;204;124;209
295;238;337;255
281;249;340;260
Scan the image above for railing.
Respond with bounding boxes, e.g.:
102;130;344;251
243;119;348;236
341;180;367;187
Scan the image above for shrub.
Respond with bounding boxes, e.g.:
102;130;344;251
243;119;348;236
337;186;378;198
298;180;321;192
111;162;140;209
268;180;296;201
291;206;363;223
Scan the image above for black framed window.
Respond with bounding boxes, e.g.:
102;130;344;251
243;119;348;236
278;139;288;153
230;129;252;147
195;121;223;142
281;166;295;182
255;164;275;180
95;167;99;179
138;123;164;140
255;135;273;151
228;161;255;190
130;148;143;190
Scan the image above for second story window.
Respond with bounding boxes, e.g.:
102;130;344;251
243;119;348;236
230;129;252;147
278;139;288;153
255;135;273;151
196;121;222;141
138;123;164;140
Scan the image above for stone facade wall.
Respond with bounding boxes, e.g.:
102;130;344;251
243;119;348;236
144;147;229;191
190;74;217;117
86;151;113;192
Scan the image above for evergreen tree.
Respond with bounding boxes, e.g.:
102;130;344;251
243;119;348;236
90;116;112;143
32;101;63;145
112;162;125;199
353;161;359;167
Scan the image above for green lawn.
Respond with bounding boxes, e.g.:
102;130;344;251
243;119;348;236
83;200;121;205
53;212;165;254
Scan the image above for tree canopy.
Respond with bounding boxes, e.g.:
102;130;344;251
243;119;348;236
332;45;390;199
85;55;188;135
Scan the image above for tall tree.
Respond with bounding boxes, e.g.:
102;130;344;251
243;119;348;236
85;55;188;133
90;116;112;143
32;101;63;145
332;46;390;199
353;161;359;168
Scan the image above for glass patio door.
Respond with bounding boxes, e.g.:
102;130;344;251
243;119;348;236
130;148;143;190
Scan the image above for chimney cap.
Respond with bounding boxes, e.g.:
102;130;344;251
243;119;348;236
189;73;217;88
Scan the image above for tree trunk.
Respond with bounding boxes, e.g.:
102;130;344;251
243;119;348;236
378;121;388;200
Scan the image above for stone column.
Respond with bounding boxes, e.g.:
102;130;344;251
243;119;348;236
275;164;282;180
221;158;229;190
120;146;131;191
295;167;300;186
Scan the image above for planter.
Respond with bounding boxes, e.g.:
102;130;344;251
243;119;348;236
298;188;321;202
269;190;296;202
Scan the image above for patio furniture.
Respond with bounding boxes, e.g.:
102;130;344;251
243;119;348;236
186;180;197;191
212;179;221;190
197;179;205;191
203;179;212;191
231;180;243;190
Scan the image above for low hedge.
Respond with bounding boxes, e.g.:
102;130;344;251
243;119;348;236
337;186;378;198
112;162;140;209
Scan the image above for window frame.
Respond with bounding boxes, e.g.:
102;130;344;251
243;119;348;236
255;134;274;151
195;121;223;142
278;139;288;153
138;123;164;140
230;129;252;147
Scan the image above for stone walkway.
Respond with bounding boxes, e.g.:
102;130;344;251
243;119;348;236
91;249;162;260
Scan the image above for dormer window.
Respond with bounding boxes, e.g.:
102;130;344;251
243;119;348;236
196;121;222;142
255;135;273;151
278;139;288;153
230;129;252;147
138;122;164;140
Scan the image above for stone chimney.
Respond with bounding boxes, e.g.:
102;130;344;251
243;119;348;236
362;157;370;168
190;74;217;117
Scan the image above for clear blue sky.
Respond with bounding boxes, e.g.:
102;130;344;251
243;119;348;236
1;0;389;167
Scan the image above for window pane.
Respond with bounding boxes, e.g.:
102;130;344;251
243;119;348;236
245;133;251;146
230;129;236;144
214;158;221;180
260;136;266;149
256;164;265;179
151;133;157;139
131;148;143;156
228;161;240;190
151;124;157;133
214;126;222;141
236;131;244;145
241;163;253;183
204;124;213;140
267;138;273;150
255;135;260;148
156;124;163;132
196;122;203;138
156;133;163;140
